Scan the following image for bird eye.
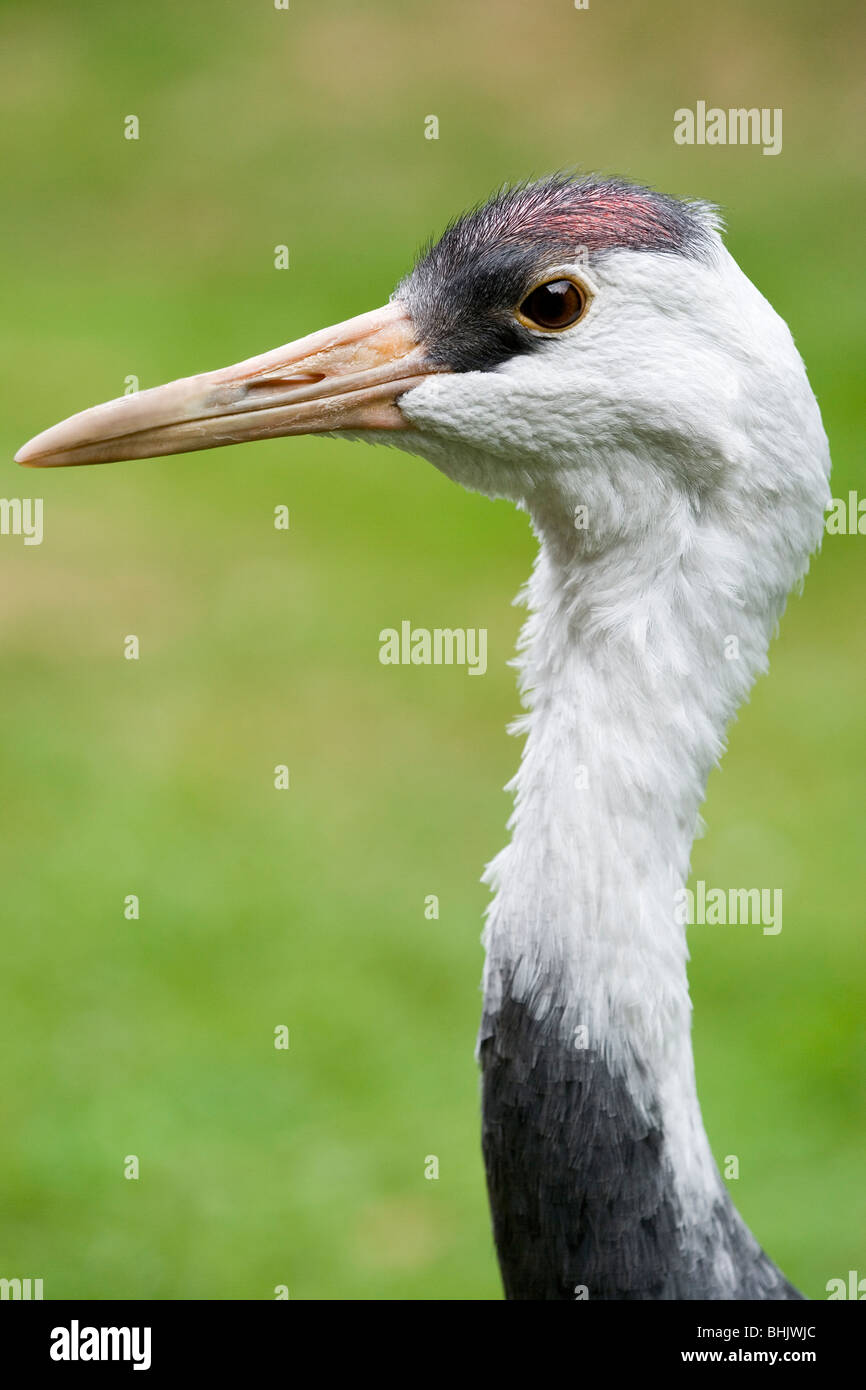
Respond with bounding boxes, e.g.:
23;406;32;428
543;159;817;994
518;279;587;331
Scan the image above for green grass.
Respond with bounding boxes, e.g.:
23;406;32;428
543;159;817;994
0;0;863;1299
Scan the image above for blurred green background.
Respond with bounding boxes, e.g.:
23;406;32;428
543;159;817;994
1;0;863;1300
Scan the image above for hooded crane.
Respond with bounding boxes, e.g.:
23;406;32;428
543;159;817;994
17;176;831;1300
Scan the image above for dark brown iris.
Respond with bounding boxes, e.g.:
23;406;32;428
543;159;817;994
518;279;586;330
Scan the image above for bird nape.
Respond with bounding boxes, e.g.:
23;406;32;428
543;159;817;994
17;174;831;1301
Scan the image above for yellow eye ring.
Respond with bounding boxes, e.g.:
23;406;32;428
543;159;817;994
516;277;589;332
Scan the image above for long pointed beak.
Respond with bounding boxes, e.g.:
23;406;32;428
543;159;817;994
16;302;438;468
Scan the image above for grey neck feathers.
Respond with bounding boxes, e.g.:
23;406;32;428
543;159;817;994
479;523;802;1300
